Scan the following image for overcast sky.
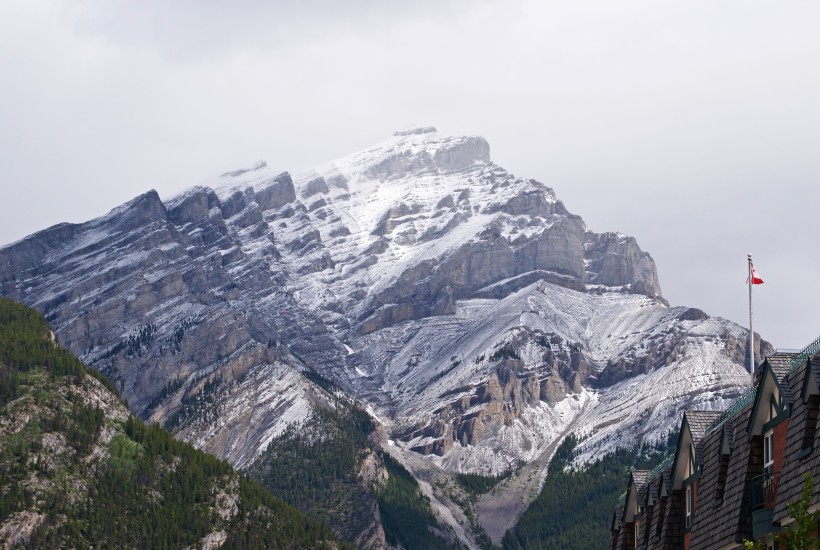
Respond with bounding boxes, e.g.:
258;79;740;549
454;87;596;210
1;0;817;350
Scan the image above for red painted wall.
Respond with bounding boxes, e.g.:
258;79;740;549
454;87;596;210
773;419;789;473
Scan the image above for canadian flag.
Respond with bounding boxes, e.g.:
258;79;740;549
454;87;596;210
748;262;764;285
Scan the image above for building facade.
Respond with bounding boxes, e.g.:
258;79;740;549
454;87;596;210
610;336;820;549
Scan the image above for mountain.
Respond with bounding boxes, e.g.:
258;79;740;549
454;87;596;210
0;127;770;544
0;296;347;548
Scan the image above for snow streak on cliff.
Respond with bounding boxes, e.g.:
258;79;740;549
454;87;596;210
0;127;763;474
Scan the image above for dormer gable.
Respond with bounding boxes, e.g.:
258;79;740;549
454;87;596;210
612;503;625;532
712;423;733;505
658;471;670;499
621;470;649;523
671;414;698;490
747;360;789;438
801;356;819;402
643;476;656;509
671;410;721;490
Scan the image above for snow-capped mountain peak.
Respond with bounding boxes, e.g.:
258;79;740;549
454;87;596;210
0;128;762;477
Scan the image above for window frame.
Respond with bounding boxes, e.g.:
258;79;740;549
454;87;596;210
763;429;774;475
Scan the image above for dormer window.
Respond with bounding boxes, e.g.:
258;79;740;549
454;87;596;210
686;443;696;478
801;361;819;456
685;485;693;528
763;429;774;475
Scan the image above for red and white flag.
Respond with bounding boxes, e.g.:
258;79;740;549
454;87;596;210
748;262;764;285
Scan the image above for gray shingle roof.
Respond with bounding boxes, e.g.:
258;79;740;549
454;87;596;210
632;469;649;503
686;410;723;445
766;352;797;402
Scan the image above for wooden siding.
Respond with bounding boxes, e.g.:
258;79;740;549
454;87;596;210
774;358;820;523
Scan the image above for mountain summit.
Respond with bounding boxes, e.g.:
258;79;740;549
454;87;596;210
0;129;763;482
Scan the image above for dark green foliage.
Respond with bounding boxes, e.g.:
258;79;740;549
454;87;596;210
455;470;514;498
0;297;345;549
124;322;156;357
781;473;820;549
503;434;673;550
97;340;125;361
39;401;105;456
142;376;185;416
165;375;222;430
376;453;457;550
249;405;377;543
300;368;341;394
745;473;820;550
250;401;454;549
164;317;193;355
490;344;520;362
0;296;118;405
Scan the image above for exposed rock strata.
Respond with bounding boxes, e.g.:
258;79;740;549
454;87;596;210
0;129;755;478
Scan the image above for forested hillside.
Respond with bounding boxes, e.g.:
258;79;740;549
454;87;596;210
248;380;460;549
503;434;675;549
0;297;347;548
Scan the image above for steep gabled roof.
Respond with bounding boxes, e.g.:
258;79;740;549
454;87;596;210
622;469;650;523
765;352;796;403
634;469;649;507
774;347;820;524
687;410;723;443
801;356;819;401
748;358;791;437
690;397;757;548
670;410;722;490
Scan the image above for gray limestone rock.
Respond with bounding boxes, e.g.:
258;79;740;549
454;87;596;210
301;176;330;198
584;231;662;297
168;187;221;225
255;173;296;211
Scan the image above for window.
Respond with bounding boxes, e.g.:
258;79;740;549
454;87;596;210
634;520;640;549
685;443;696;478
685;485;693;528
763;430;774;475
801;394;820;455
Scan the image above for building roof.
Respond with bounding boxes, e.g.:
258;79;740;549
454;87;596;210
612;503;625;531
789;335;820;372
766;352;797;403
705;384;758;436
774;352;820;524
610;337;820;550
689;398;756;548
632;469;649;504
686;410;723;445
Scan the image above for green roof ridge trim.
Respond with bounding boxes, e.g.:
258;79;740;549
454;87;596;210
705;384;758;436
790;334;820;372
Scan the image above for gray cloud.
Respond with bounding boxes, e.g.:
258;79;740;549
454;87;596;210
1;0;817;349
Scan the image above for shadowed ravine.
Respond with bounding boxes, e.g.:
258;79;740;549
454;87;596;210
475;398;591;544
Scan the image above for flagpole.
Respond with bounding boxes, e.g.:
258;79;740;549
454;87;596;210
748;253;754;385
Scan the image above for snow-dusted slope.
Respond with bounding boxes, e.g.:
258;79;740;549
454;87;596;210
0;127;764;475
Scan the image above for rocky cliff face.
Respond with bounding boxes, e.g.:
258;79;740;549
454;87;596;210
0;127;758;476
